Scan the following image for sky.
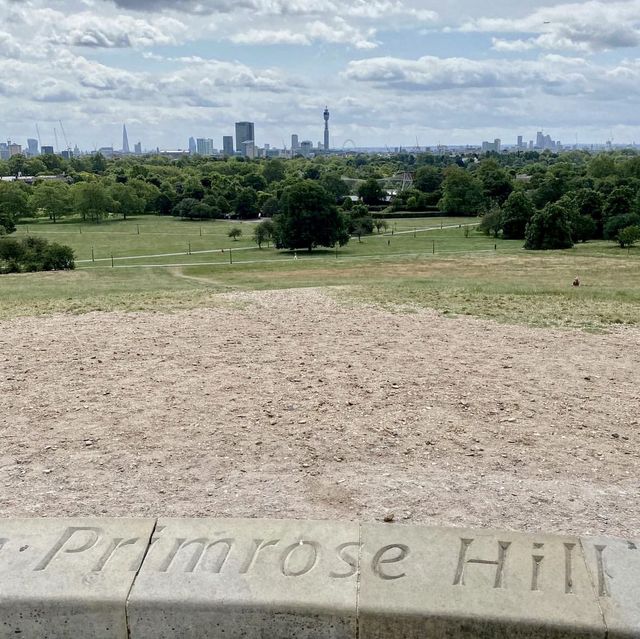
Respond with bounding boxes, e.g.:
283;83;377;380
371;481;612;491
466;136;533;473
1;0;640;150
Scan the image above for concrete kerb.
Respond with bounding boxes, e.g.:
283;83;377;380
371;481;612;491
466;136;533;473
0;518;637;638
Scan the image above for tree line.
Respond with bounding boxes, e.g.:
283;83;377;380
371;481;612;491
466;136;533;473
1;149;640;250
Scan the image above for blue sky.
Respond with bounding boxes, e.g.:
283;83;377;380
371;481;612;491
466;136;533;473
1;0;640;150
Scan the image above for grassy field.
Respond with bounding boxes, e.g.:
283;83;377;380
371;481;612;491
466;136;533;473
2;214;639;329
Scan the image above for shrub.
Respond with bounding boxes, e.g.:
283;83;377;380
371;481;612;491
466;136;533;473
0;236;75;273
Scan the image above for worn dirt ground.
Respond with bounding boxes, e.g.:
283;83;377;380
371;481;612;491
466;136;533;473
1;288;638;538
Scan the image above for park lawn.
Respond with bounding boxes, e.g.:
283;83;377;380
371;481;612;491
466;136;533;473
2;215;639;330
13;215;478;263
13;215;260;261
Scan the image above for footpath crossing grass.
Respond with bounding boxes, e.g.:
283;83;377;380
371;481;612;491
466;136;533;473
3;215;639;329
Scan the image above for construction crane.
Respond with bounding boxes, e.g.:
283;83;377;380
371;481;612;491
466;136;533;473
59;120;71;153
53;128;59;154
35;123;42;148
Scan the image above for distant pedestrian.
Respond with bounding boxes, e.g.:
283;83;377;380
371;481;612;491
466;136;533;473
294;251;298;260
573;276;580;287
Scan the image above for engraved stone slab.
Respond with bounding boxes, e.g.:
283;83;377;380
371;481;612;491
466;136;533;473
0;518;155;639
358;523;606;639
582;535;640;638
127;518;359;639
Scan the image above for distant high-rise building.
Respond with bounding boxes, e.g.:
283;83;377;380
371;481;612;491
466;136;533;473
188;137;197;154
300;140;313;157
242;140;256;159
494;138;501;153
0;143;8;160
517;135;523;149
196;138;214;155
122;124;130;154
291;134;299;150
134;142;142;155
41;145;54;155
27;138;39;156
8;143;22;157
223;136;234;156
61;150;73;160
323;106;330;151
235;122;255;155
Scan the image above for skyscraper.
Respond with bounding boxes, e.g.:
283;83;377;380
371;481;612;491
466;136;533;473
134;142;142;155
223;136;234;156
188;137;197;154
323;106;330;151
122;124;130;154
291;134;299;150
235;122;255;155
196;138;214;155
27;138;39;156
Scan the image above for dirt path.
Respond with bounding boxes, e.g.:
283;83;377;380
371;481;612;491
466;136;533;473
1;288;638;538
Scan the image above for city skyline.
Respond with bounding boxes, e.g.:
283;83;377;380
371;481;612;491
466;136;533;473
2;0;640;150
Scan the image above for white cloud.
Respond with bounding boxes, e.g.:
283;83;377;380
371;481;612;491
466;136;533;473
0;0;639;148
463;0;640;53
229;18;378;49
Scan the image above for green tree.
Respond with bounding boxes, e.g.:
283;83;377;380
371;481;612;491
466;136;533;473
0;182;31;219
358;178;384;205
0;237;74;273
273;180;349;251
30;181;71;223
479;206;502;238
90;153;108;173
7;154;27;177
109;183;144;220
320;174;350;201
24;158;48;176
263;160;286;184
524;202;574;250
173;198;214;220
0;210;16;234
253;219;274;248
72;181;116;223
261;196;279;217
42;243;75;270
303;165;321;180
604;213;640;242
438;167;485;215
242;172;267;191
617;225;640;248
234;187;258;219
40;152;65;173
477;160;513;205
604;186;634;220
573;188;604;238
374;219;389;234
228;227;243;241
413;166;443;194
588;154;617;179
348;203;374;240
500;192;534;240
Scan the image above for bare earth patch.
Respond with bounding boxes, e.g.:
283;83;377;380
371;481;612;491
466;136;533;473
1;288;639;538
